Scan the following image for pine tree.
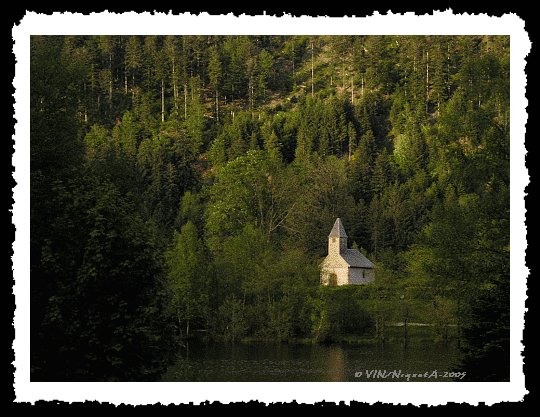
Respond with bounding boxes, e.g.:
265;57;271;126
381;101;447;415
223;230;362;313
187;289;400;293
257;49;274;103
125;36;142;102
164;36;181;119
208;45;223;121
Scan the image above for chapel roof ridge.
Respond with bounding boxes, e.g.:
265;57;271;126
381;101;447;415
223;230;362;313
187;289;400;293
328;217;347;238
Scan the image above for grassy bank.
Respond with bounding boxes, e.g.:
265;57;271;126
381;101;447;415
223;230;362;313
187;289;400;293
340;323;459;346
236;322;459;346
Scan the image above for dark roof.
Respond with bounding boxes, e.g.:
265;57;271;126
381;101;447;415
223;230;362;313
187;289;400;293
341;249;375;269
328;218;347;238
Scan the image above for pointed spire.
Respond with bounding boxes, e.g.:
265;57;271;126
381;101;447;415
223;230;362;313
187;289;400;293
328;218;347;238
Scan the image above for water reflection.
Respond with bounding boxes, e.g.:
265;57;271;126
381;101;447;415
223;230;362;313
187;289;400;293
326;344;346;381
175;341;460;382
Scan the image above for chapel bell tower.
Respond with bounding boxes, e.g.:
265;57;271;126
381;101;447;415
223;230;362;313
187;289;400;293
328;218;348;256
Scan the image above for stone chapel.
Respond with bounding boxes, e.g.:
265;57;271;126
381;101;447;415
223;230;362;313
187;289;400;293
320;218;375;285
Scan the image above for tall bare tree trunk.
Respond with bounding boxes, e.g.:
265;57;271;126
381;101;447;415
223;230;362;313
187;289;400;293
426;50;430;113
108;52;113;114
216;90;219;121
184;83;188;119
161;79;165;123
172;61;178;116
125;55;128;94
311;39;314;97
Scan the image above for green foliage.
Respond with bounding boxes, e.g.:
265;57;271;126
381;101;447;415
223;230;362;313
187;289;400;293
313;286;375;342
165;221;209;337
284;155;359;256
31;36;512;376
31;36;84;177
265;298;294;341
218;295;248;342
175;190;206;232
31;176;178;381
135;129;199;228
452;273;510;381
205;150;271;243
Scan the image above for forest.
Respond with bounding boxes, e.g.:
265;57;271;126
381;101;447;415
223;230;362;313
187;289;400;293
30;34;510;382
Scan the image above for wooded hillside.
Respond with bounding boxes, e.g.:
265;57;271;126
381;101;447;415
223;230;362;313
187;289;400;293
30;35;510;381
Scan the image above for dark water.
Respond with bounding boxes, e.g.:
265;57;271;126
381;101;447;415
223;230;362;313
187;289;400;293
171;341;462;382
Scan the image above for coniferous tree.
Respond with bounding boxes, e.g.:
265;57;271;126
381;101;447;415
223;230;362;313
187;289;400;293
208;44;223;121
30;35;512;355
125;36;142;101
31;36;84;177
164;36;182;119
257;49;274;103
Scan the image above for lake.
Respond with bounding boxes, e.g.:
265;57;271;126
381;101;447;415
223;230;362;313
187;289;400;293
164;340;463;382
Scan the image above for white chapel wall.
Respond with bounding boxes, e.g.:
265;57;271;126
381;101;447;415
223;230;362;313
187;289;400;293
348;268;375;284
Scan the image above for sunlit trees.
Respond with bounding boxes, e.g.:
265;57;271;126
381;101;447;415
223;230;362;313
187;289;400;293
405;47;510;375
208;45;223;121
166;221;209;338
30;35;512;366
